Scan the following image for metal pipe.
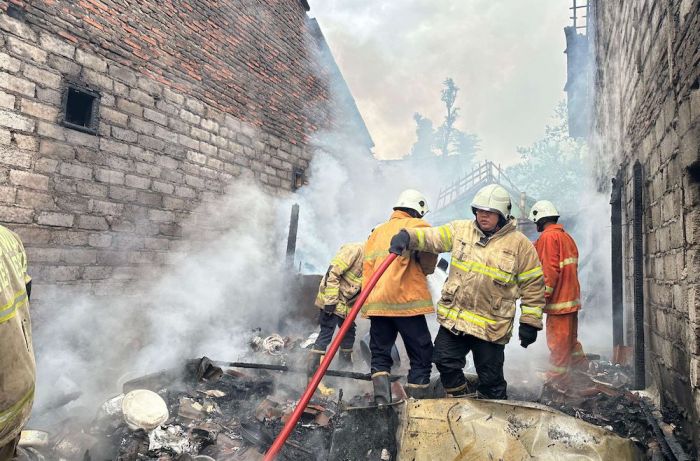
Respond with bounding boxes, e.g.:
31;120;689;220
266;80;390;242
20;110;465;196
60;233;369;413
610;172;624;348
264;253;399;460
285;203;299;269
632;161;645;389
213;361;402;382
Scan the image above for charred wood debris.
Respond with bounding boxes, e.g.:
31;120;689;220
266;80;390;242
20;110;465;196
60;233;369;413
17;331;692;461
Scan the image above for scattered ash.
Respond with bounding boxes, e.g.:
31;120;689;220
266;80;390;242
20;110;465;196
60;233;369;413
535;360;662;458
661;404;697;460
20;330;377;461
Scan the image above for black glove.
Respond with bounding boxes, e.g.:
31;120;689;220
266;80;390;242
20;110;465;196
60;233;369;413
323;304;337;316
389;230;410;255
519;324;538;348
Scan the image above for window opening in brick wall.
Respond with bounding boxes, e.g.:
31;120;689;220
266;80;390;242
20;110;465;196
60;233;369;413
62;84;100;134
688;160;700;184
7;4;25;20
292;167;307;191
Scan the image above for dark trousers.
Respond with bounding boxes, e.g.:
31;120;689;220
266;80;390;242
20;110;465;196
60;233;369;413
312;310;356;352
433;326;507;399
370;315;433;385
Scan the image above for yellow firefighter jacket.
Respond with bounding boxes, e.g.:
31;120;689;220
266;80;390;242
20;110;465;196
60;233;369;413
0;226;34;449
362;210;437;317
315;242;363;317
405;219;545;344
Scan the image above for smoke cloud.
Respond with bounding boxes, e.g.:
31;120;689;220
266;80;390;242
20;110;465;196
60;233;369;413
27;2;616;433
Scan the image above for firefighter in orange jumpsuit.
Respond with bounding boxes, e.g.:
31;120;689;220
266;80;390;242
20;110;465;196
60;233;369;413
530;200;587;386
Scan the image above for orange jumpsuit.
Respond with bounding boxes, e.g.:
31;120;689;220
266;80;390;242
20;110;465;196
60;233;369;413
534;224;587;383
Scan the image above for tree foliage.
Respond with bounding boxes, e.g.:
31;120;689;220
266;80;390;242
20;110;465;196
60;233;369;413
408;78;480;171
505;102;588;213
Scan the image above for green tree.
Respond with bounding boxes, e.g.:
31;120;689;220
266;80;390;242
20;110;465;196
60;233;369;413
436;78;460;157
408;78;479;174
505;102;587;213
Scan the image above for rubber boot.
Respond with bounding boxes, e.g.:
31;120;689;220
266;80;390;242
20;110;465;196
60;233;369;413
405;383;431;399
338;350;353;370
372;372;392;406
444;382;469;398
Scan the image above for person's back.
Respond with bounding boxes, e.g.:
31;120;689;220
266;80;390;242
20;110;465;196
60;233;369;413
534;225;580;313
362;210;435;317
529;200;586;386
362;189;438;403
305;242;364;375
0;225;35;460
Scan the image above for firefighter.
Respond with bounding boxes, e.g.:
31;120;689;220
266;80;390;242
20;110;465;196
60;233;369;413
363;189;438;403
388;184;545;399
305;242;363;375
0;225;34;461
529;200;587;386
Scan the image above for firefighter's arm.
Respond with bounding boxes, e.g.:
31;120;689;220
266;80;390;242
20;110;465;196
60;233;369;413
415;251;438;275
539;234;561;300
344;245;364;297
323;251;349;306
15;233;32;298
405;222;455;254
515;240;546;330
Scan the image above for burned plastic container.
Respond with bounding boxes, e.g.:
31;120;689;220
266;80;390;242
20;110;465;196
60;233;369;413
121;389;169;431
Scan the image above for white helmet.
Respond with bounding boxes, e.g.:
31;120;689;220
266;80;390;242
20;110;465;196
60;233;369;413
394;189;429;217
529;200;560;223
471;184;512;219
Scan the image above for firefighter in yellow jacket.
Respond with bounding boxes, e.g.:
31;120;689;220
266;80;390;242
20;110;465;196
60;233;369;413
306;242;363;375
389;184;545;399
0;225;34;460
363;189;438;403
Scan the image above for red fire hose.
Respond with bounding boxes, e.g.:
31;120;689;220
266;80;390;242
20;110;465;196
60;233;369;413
263;252;398;460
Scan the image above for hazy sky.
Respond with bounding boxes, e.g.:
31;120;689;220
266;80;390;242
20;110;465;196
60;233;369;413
309;0;572;163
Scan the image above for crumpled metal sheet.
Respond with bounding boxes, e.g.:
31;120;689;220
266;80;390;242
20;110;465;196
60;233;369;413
398;399;644;461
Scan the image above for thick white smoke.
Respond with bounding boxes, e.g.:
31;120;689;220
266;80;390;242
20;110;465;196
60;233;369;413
31;178;292;423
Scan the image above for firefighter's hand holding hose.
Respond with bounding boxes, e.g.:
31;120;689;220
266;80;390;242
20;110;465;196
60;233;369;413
389;229;410;255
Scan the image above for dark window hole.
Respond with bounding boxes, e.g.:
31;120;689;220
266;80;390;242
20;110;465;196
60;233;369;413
62;86;99;134
688;160;700;184
7;4;25;20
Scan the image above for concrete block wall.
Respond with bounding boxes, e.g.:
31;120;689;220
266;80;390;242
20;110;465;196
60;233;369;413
591;0;700;449
0;1;355;304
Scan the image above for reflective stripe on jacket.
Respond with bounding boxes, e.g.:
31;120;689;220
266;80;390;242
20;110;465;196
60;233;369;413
0;225;35;447
362;210;437;317
406;219;545;344
315;242;363;317
534;224;581;315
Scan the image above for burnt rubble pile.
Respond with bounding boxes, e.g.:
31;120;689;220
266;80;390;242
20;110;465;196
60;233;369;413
537;359;692;459
19;331;693;460
539;361;650;440
19;330;394;461
90;357;350;460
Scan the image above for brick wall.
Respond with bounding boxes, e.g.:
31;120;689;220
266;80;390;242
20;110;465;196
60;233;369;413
590;0;700;449
0;1;369;304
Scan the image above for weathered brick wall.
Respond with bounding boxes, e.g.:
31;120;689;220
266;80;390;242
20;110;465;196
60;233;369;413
591;0;700;448
1;0;336;146
0;1;366;305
